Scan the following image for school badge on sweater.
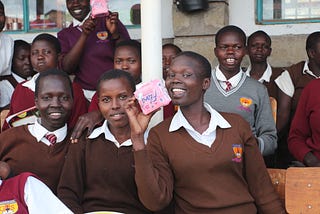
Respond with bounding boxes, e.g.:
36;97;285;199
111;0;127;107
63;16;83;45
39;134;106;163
232;144;243;163
0;200;18;214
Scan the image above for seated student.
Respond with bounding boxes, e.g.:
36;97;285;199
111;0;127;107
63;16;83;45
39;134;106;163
58;69;153;214
275;31;320;168
0;69;73;194
204;25;277;157
246;30;284;100
125;51;285;213
288;79;320;166
2;33;87;131
0;40;35;110
246;30;284;167
70;39;142;142
0;161;72;214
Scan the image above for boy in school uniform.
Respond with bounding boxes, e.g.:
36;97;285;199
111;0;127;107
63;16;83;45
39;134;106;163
0;69;74;194
245;30;284;100
204;25;278;157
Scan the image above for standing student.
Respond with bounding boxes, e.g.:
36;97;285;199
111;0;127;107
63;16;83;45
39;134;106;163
204;25;277;157
2;33;87;131
125;51;285;213
275;31;320;168
0;69;74;194
0;1;14;109
58;0;130;100
0;40;35;110
0;1;14;77
58;69;153;213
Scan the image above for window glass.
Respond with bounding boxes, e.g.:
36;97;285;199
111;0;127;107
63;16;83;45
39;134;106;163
109;0;140;25
2;0;24;31
28;0;70;30
257;0;320;24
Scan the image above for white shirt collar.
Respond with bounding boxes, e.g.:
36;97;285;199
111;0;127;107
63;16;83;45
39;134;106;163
215;65;243;87
245;63;272;83
72;12;91;27
22;73;39;92
302;60;319;78
28;119;68;145
88;120;148;148
169;102;231;133
12;72;27;83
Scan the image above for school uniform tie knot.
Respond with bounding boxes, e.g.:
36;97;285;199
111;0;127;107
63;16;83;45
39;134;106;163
225;80;232;91
45;133;57;146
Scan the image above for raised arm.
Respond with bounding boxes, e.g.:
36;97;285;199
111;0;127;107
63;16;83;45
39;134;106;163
60;17;96;74
125;97;173;211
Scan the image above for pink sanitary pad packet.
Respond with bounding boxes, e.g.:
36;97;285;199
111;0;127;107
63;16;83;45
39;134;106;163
91;0;109;18
134;79;172;115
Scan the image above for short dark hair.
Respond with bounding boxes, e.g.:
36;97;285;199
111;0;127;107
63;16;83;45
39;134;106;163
215;25;246;47
115;39;141;60
306;31;320;51
162;43;182;54
13;40;30;56
32;33;61;54
247;30;271;46
0;1;4;10
97;69;136;95
35;68;73;98
175;51;212;79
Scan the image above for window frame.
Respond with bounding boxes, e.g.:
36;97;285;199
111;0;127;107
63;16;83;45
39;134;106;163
256;0;320;25
4;0;140;34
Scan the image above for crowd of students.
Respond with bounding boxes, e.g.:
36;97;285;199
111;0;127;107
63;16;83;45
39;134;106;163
0;0;319;213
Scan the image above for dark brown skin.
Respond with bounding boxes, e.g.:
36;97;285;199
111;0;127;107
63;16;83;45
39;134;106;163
0;161;10;180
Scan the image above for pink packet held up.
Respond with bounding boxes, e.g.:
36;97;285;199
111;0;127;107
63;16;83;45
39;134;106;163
134;79;172;115
91;0;109;18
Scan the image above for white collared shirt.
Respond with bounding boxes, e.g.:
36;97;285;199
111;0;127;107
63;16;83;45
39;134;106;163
72;12;91;27
28;119;68;146
245;63;272;83
12;72;29;83
22;73;39;92
275;60;318;97
215;65;243;90
88;120;149;148
169;102;231;147
0;176;72;214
